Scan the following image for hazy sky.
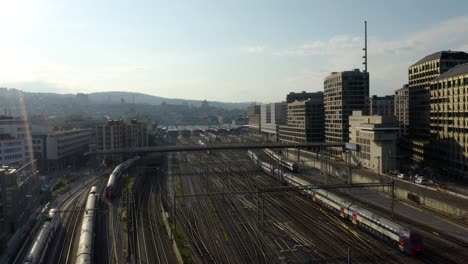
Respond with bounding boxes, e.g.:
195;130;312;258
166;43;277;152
1;0;468;103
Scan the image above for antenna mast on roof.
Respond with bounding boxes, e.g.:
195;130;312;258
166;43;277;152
363;21;368;72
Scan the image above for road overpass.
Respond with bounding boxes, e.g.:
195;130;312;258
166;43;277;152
86;142;344;155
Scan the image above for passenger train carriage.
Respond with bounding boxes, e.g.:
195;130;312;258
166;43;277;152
76;186;99;264
248;150;424;255
24;209;61;264
263;148;299;172
105;156;140;200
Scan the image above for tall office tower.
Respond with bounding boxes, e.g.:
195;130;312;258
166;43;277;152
324;69;369;156
408;51;468;162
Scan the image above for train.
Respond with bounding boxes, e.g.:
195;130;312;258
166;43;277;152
263;148;300;172
105;156;140;200
24;208;61;264
247;150;424;255
76;186;99;264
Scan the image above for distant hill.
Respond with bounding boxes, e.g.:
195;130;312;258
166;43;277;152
87;91;254;110
0;88;254;111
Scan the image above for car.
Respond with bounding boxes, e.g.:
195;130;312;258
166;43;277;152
397;173;406;179
415;177;429;185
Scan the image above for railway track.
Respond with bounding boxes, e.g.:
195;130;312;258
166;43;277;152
47;177;101;264
169;140;423;263
295;170;468;263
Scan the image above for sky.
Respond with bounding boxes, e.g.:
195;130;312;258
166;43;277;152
1;0;468;103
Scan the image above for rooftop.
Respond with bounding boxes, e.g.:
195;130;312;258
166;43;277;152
434;63;468;81
410;51;468;67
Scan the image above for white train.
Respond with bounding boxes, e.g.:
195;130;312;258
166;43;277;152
264;148;299;172
105;156;140;200
247;150;424;255
24;209;61;264
76;186;99;264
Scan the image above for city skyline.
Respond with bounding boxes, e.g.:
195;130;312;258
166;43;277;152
1;1;468;102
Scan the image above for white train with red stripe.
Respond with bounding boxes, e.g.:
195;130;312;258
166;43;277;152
248;150;424;255
263;148;299;172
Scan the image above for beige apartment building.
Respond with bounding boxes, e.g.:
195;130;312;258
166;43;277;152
429;63;468;179
96;119;148;163
247;105;261;131
349;111;398;174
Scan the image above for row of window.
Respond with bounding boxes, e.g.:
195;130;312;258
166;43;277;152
0;154;23;160
409;60;440;74
431;78;468;90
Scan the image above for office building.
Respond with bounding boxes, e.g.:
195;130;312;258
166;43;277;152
0;134;25;165
429;63;468;179
247;105;261;131
0;116;33;164
349;111;398;173
96;119;148;163
260;102;287;138
46;128;93;171
324;69;369;156
408;51;468;162
286;91;322;103
279;94;324;144
370;95;394;116
0;162;40;239
394;85;410;136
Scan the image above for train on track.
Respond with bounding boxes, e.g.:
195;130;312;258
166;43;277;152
76;186;99;264
105;156;140;200
263;148;300;172
248;150;424;255
24;208;61;264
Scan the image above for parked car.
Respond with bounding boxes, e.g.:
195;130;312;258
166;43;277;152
415;177;429;185
397;173;406;179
